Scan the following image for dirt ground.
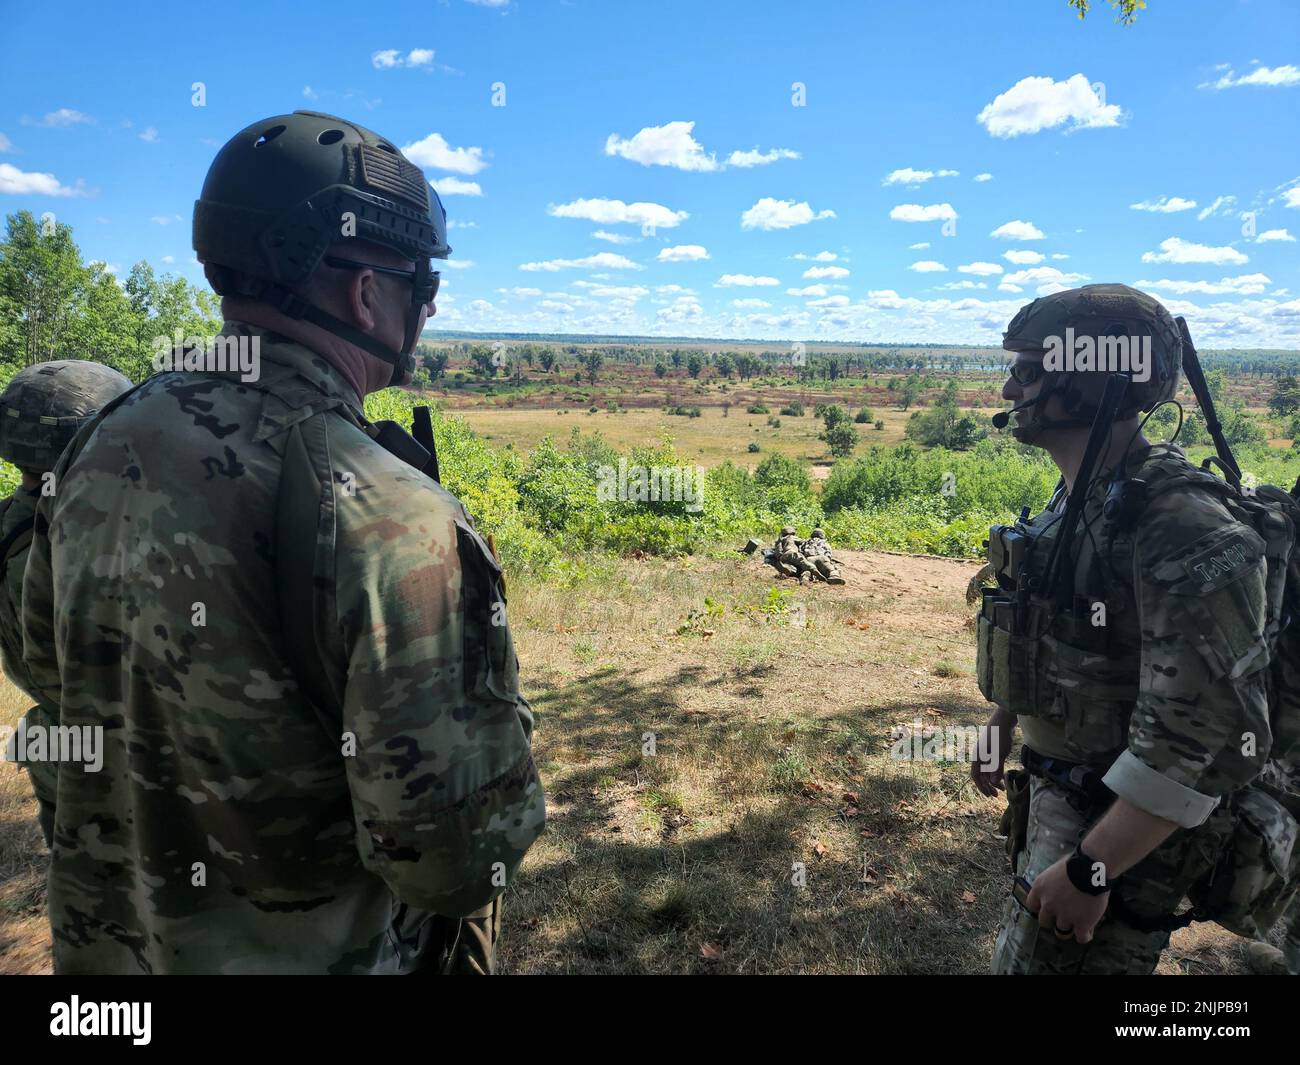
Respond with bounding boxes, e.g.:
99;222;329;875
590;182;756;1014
0;548;1261;974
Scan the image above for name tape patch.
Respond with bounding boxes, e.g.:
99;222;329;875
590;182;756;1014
1182;534;1256;590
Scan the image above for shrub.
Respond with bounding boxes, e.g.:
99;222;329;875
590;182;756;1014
780;401;805;417
747;403;769;414
748;442;761;453
854;407;873;424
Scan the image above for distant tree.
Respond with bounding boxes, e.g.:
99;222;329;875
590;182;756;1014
581;350;604;385
654;362;667;378
539;348;556;373
822;404;850;432
671;350;684;369
716;353;734;378
470;344;498;377
826;422;859;458
1269;374;1300;417
423;350;449;382
899;374;922;411
687;353;703;378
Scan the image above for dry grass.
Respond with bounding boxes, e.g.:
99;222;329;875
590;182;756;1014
0;548;1262;974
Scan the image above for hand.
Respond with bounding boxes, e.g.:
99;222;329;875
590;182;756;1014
971;706;1015;797
1025;857;1110;944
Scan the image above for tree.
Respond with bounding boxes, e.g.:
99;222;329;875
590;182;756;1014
654;362;667;378
581;350;604;385
470;344;498;377
715;353;734;378
687;353;702;379
1269;375;1300;417
822;404;850;432
826;422;859;458
1067;0;1146;24
422;350;449;382
0;210;94;368
899;374;922;411
538;348;556;373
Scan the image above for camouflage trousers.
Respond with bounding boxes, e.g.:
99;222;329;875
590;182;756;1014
992;772;1233;974
19;704;57;850
407;896;503;975
777;551;816;578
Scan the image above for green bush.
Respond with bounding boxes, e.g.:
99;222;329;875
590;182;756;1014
854;407;873;424
747;403;769;414
747;442;761;453
780;401;805;417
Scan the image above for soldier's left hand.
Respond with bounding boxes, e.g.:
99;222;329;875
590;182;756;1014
1025;856;1109;944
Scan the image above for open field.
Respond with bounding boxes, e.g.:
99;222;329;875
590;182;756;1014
1;548;1261;975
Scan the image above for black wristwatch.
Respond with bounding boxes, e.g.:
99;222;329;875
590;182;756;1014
1066;845;1115;896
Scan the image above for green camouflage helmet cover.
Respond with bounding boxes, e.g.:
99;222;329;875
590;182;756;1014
781;525;797;537
0;360;133;470
1001;283;1182;442
811;528;826;539
193;111;450;383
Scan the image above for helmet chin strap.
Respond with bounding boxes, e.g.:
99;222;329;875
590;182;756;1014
250;280;418;388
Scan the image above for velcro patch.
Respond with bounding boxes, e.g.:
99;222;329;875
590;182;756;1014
1182;534;1258;592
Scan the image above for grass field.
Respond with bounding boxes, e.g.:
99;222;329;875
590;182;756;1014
0;548;1260;974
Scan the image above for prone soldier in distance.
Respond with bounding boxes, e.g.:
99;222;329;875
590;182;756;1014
800;528;846;585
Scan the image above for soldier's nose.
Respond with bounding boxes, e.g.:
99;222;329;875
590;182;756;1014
1002;377;1021;402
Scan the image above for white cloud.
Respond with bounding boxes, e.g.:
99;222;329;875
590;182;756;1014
991;220;1045;240
803;265;849;279
592;230;637;244
1136;273;1271;295
908;242;931;250
303;86;320;100
372;48;437;69
139;127;159;143
161;255;175;264
1197;195;1237;221
974;172;993;182
0;163;87;197
938;280;987;290
910;260;948;272
727;147;800;167
731;298;771;308
977;74;1122;137
792;251;838;261
787;284;828;297
717;274;780;287
809;295;850;308
658;244;709;262
1003;249;1044;264
1141;237;1248;265
0;134;11;152
890;202;957;222
402;132;487;174
150;214;182;225
550;197;687;230
498;287;542;298
519;252;641;272
21;108;92;128
605;120;718;171
882;168;958;186
440;259;475;270
1003;266;1089;287
447;219;477;229
741;197;835;230
1201;64;1300;90
657;284;693;294
959;261;1003;276
1130;196;1197;213
1258;229;1296;243
571;281;649;300
432;176;483;196
1051;253;1070;260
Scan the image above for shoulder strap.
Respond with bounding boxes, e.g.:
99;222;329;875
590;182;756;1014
0;510;35;583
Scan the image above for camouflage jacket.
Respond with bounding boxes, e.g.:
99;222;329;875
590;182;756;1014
801;537;832;559
1012;442;1271;829
0;488;43;705
21;323;546;974
776;534;803;558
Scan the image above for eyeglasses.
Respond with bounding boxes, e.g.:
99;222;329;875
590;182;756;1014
1007;359;1047;387
323;255;440;304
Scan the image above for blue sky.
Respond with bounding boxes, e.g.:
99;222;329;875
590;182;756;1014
2;0;1298;347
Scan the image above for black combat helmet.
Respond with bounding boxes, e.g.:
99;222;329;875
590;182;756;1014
0;361;133;471
193;111;450;384
999;283;1182;444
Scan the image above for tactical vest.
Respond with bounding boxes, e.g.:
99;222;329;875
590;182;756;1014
978;447;1300;773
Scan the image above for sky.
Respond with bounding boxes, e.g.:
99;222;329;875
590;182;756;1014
1;0;1298;348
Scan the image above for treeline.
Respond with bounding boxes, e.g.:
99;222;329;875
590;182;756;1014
0;211;219;383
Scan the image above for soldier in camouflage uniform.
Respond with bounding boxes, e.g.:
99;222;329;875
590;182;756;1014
800;528;846;585
971;284;1295;974
0;361;132;848
20;112;545;974
773;525;817;581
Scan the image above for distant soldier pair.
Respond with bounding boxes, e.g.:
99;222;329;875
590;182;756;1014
772;526;845;584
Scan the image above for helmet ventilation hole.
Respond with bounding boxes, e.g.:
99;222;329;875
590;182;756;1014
254;125;286;147
317;129;345;145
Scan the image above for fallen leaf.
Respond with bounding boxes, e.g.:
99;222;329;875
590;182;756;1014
700;942;723;961
813;840;829;859
842;791;859;804
960;890;977;904
843;806;860;819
